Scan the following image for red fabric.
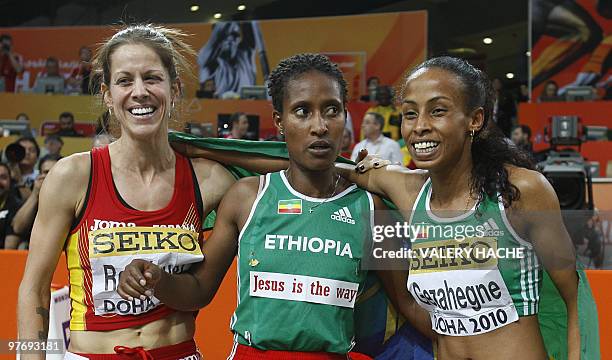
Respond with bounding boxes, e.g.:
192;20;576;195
229;343;350;360
74;339;200;360
70;146;202;331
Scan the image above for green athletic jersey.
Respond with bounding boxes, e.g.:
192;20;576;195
230;171;374;353
407;179;541;336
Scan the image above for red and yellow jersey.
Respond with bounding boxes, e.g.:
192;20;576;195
65;146;204;331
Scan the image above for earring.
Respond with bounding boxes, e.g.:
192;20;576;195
108;108;113;117
279;128;284;135
470;129;475;143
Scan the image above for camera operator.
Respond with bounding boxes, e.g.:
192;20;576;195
0;34;23;93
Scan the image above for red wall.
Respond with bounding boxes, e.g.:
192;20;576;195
518;101;612;176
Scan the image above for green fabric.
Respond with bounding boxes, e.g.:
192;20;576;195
538;269;601;359
410;179;541;319
232;171;372;352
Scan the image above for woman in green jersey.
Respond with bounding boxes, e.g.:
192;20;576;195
117;53;430;359
337;56;583;359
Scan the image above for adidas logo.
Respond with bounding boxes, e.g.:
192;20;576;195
331;206;356;225
481;218;504;237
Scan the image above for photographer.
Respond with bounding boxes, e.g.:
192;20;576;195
0;34;23;93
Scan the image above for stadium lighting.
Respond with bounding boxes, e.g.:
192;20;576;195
506;72;515;79
483;37;493;45
237;4;246;11
214;13;222;19
190;5;199;12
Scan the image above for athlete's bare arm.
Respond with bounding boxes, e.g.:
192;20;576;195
508;167;580;360
335;150;427;205
17;154;90;360
190;158;237;214
173;142;288;175
118;177;260;311
369;195;434;339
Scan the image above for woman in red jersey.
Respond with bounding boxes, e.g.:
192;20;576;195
17;25;237;360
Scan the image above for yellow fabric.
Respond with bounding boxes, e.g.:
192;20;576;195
66;228;87;330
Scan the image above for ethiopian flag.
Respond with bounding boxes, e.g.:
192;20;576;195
169;132;601;360
278;199;302;214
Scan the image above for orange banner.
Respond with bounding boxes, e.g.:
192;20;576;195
0;12;426;99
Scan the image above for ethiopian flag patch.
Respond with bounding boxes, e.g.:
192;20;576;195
278;199;302;214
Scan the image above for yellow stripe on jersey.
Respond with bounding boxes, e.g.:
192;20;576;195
66;230;87;331
88;227;202;258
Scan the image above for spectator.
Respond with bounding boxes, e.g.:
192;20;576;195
43;135;63;157
0;162;23;249
360;76;380;102
340;128;353;159
92;133;114;148
366;85;401;140
226;112;249;139
351;112;402;164
538;80;563;102
15;112;34;137
0;34;23;93
16;137;40;193
518;84;530;102
11;154;60;249
66;46;92;94
33;57;65;92
56;111;82;137
196;78;217;99
511;124;534;154
492;77;516;138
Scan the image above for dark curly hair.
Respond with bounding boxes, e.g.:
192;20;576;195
404;56;535;208
267;53;348;113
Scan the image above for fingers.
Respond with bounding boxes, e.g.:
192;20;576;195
117;260;157;301
355;154;391;173
356;148;369;163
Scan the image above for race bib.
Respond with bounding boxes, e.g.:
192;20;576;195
407;238;519;336
88;226;203;316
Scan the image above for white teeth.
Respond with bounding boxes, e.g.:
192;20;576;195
130;107;155;115
413;141;439;152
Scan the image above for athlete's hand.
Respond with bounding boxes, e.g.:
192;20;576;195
117;259;163;301
354;149;392;174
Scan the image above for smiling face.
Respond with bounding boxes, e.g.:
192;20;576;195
275;70;346;172
401;67;483;171
102;43;178;140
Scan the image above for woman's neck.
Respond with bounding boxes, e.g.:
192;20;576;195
428;151;475;209
110;134;174;173
285;163;339;198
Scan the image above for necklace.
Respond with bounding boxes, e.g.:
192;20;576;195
308;173;341;213
285;169;341;214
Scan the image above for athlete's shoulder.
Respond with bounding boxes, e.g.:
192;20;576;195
506;165;557;211
48;151;91;184
40;151;91;205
